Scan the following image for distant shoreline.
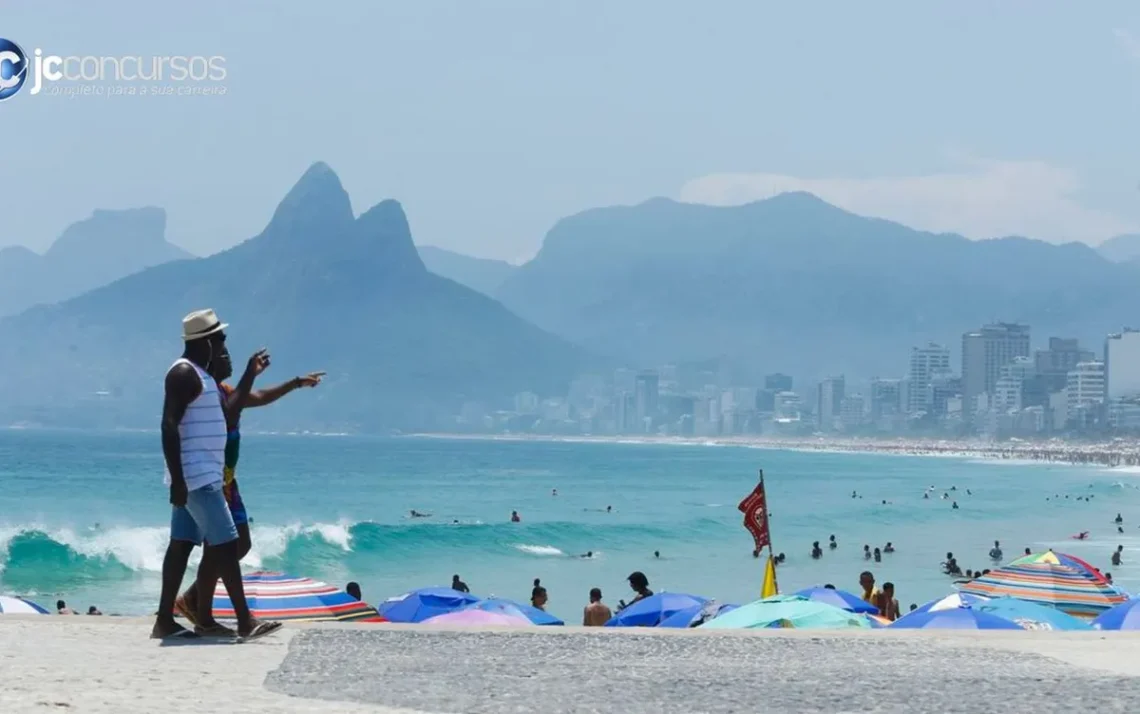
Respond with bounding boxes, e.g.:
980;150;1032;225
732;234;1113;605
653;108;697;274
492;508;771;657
409;432;1140;469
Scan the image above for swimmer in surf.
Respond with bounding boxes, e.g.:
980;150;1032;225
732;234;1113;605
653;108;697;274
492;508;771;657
410;510;430;518
511;510;521;522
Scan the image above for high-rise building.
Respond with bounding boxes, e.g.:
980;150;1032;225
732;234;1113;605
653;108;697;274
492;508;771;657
634;371;659;427
870;378;903;420
840;394;865;430
1035;338;1094;392
1105;329;1140;402
765;373;793;391
908;343;951;415
1066;361;1105;426
815;376;845;431
962;323;1030;422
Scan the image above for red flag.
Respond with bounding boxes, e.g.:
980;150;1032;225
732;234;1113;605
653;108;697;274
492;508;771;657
738;482;771;550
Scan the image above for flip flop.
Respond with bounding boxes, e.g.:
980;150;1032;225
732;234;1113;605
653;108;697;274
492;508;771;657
237;621;283;643
174;596;199;627
150;623;199;640
194;623;238;638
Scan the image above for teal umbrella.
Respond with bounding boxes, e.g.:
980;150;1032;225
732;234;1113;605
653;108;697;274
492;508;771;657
699;594;871;630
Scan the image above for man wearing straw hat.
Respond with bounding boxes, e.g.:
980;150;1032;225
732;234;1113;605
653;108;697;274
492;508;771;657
150;309;280;641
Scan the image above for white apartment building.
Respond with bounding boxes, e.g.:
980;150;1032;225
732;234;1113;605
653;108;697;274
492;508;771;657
908;343;950;414
1067;361;1105;423
1105;329;1140;401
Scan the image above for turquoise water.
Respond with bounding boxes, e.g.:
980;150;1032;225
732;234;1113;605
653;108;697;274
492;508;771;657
2;429;1138;619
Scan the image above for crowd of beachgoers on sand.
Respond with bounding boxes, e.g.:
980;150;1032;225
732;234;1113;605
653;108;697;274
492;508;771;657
433;434;1140;469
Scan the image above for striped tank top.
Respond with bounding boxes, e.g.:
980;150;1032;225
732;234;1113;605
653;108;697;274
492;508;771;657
163;358;227;492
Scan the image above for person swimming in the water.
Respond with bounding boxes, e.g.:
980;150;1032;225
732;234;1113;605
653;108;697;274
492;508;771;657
828;535;837;550
410;510;431;518
511;511;521;523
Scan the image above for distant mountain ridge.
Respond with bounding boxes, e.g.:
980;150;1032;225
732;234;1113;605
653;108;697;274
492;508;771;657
1098;234;1140;264
495;192;1140;382
0;163;588;431
418;245;517;296
0;207;192;317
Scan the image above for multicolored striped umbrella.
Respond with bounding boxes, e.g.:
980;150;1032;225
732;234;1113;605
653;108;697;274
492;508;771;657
0;595;50;614
958;551;1127;618
210;571;384;622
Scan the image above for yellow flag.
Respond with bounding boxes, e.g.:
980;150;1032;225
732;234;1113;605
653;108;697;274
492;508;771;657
761;554;779;598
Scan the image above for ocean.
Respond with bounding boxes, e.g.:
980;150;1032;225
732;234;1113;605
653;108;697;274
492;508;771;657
1;429;1138;619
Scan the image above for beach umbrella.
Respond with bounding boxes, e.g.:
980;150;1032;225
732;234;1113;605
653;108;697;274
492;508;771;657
210;571;382;622
890;607;1024;630
974;597;1092;631
604;592;708;627
911;592;990;615
379;587;481;623
462;597;564;626
959;551;1128;618
657;602;739;628
1091;598;1140;630
700;595;871;630
793;586;879;614
422;609;531;627
0;595;49;614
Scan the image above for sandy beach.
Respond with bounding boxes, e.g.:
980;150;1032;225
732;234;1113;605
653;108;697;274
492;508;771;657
6;617;1140;713
415;432;1140;469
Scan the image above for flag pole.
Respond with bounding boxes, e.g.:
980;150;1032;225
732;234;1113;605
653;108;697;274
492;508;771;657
760;468;778;595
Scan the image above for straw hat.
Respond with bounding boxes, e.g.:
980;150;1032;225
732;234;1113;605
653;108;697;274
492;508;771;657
182;309;228;341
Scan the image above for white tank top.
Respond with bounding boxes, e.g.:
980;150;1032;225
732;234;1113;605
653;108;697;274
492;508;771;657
163;358;227;492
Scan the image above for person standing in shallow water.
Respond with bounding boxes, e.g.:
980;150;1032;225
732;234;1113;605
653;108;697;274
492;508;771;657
151;309;278;640
174;349;324;623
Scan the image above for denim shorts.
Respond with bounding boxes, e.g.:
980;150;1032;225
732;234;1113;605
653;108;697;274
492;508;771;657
170;481;239;546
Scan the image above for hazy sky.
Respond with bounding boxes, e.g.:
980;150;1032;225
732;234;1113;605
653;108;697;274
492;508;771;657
3;1;1139;263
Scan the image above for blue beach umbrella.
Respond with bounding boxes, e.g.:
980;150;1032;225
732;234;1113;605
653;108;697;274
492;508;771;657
463;597;564;626
379;587;481;623
975;597;1092;631
700;595;871;630
890;607;1023;630
1091;598;1140;630
657;602;739;628
793;587;879;614
605;592;708;627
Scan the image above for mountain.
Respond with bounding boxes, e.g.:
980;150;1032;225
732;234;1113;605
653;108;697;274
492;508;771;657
0;163;588;431
495;193;1140;382
418;246;517;296
1098;234;1140;264
0;208;192;317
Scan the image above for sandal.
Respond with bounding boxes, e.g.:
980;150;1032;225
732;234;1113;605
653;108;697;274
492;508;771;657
238;621;283;642
194;622;238;638
174;595;199;627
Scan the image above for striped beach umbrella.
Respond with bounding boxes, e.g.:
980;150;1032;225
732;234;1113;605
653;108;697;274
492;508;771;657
210;571;383;622
958;551;1127;618
0;595;50;614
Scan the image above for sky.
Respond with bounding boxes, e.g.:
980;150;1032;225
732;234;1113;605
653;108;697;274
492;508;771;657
2;1;1139;263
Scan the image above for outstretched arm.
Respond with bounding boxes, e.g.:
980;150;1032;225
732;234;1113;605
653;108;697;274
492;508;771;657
162;363;203;506
246;372;325;408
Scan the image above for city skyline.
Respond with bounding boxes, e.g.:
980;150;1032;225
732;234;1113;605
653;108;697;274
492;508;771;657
491;322;1140;440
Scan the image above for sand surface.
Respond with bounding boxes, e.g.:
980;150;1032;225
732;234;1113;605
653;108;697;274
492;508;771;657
6;618;1140;713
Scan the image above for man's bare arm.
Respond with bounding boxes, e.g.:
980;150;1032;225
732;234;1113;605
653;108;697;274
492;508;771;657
246;372;324;408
